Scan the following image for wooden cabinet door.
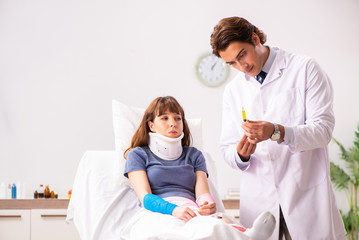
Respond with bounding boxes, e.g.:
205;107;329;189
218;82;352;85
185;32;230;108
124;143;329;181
0;209;31;240
31;209;80;240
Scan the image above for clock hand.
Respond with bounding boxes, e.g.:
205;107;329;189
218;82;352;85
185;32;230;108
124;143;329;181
211;62;217;70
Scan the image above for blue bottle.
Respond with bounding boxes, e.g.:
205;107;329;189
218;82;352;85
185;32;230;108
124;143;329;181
11;184;16;199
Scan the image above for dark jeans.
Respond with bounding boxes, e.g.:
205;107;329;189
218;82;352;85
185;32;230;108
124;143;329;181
279;206;292;240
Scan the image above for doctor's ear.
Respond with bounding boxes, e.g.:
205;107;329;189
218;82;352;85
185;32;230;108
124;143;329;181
252;33;260;45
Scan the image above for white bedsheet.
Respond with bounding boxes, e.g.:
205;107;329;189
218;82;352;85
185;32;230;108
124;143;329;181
121;208;250;240
67;151;140;240
66;151;253;240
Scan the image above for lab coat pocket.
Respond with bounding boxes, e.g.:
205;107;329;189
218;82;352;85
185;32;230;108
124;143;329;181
290;150;326;190
269;88;305;125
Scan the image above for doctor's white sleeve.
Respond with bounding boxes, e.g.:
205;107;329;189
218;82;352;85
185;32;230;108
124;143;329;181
288;59;335;152
219;86;251;171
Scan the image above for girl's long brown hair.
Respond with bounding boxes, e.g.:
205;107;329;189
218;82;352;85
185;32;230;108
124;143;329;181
123;96;192;159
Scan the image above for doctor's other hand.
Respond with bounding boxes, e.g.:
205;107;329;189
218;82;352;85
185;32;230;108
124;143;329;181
236;134;256;161
241;120;274;144
198;201;216;216
172;206;197;222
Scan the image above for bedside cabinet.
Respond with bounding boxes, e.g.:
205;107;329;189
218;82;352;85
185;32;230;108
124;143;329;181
0;209;31;239
0;200;80;240
222;199;240;222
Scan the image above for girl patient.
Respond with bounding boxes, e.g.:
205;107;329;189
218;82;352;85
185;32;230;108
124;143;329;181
124;96;275;239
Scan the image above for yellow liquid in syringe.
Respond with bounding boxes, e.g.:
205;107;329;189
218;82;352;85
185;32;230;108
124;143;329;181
242;107;247;122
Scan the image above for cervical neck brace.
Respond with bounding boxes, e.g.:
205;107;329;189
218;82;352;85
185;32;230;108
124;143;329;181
148;132;184;160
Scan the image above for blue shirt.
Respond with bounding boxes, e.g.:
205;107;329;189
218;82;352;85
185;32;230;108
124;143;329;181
124;146;208;202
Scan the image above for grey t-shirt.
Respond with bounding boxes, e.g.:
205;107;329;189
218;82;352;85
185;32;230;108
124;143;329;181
124;146;208;202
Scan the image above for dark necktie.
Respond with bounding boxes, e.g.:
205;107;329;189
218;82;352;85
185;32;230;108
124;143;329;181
256;71;267;84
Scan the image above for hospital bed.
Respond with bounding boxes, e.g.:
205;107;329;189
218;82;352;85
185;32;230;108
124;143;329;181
66;100;274;240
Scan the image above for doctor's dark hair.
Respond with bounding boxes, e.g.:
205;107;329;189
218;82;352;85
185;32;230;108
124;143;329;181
124;96;192;159
210;17;267;57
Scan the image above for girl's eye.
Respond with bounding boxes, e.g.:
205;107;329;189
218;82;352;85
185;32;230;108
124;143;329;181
176;117;182;121
161;117;168;120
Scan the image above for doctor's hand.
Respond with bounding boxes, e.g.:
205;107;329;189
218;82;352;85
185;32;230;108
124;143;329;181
241;120;274;144
236;134;257;161
198;201;216;216
172;206;197;222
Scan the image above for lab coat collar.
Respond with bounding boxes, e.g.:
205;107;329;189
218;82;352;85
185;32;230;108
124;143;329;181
263;48;287;85
262;46;277;73
244;48;287;86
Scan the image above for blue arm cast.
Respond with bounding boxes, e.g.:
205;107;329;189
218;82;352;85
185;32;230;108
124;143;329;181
143;193;178;215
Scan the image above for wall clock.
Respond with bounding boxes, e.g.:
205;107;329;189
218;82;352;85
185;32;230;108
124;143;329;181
196;53;229;87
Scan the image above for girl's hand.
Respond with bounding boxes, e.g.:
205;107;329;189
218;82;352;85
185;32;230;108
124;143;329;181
198;201;216;215
172;206;197;222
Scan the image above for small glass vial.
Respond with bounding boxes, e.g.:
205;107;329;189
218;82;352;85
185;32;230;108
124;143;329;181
34;190;39;199
38;184;44;198
50;190;55;199
44;185;50;199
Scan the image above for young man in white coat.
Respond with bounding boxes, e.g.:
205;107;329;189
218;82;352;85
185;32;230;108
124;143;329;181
210;16;346;240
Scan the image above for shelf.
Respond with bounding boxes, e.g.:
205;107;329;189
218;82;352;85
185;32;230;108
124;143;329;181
0;199;70;209
222;199;240;209
2;199;236;210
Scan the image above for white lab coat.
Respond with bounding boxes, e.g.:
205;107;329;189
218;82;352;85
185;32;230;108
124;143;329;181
220;48;346;239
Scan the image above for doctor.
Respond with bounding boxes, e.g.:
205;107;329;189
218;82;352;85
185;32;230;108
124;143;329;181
210;17;346;239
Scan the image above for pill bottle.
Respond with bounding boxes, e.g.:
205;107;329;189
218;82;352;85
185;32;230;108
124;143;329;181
0;183;6;199
38;184;44;198
7;184;11;199
11;184;16;199
16;181;22;199
44;185;50;199
34;190;39;199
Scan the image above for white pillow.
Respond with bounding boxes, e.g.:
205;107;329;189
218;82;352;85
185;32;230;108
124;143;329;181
112;99;203;185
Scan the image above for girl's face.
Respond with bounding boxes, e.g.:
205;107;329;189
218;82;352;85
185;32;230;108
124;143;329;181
148;111;183;138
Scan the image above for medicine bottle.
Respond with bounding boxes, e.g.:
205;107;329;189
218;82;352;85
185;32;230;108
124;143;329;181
11;184;16;199
7;184;11;199
44;185;50;199
0;183;6;199
34;190;39;199
38;184;44;198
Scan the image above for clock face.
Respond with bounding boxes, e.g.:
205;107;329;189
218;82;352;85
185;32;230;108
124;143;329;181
196;53;229;87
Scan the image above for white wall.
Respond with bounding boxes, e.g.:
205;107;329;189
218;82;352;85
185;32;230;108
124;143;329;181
1;0;358;212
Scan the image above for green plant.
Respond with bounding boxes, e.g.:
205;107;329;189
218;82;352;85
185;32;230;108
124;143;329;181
330;123;359;240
